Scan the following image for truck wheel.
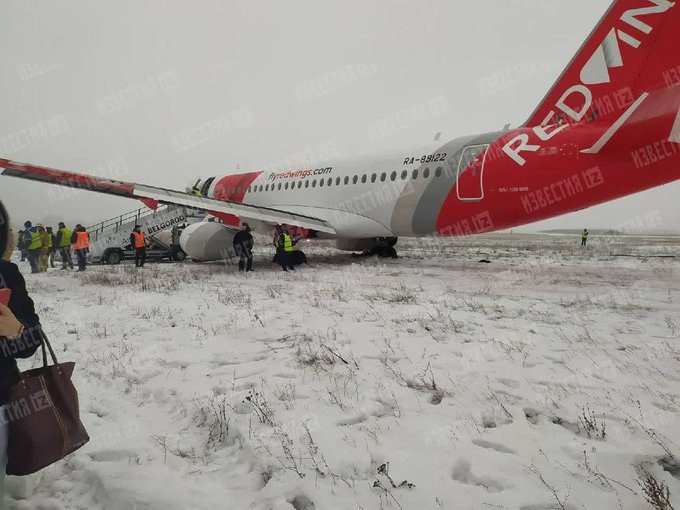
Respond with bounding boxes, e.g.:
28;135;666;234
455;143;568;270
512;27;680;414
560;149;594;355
105;250;123;265
173;250;186;262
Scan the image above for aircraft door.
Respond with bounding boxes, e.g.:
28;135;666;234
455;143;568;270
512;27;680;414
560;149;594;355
456;144;489;202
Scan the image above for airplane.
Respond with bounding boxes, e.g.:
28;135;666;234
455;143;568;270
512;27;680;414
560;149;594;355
2;0;680;262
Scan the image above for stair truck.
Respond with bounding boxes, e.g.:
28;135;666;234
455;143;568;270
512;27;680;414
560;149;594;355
87;205;196;264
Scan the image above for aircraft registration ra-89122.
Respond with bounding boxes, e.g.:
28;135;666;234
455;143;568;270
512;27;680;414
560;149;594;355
2;0;680;261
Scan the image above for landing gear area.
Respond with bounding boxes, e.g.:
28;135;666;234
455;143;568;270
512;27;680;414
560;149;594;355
272;250;308;268
351;237;399;259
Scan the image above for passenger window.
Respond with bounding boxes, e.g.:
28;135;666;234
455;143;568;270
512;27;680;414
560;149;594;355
305;180;310;188
353;175;358;184
328;178;333;186
284;182;289;190
320;179;325;187
423;168;430;178
391;171;397;181
401;170;408;180
412;169;419;179
361;174;367;183
312;180;317;188
380;173;386;182
370;173;376;183
298;181;302;189
265;184;269;191
435;167;443;177
344;176;349;185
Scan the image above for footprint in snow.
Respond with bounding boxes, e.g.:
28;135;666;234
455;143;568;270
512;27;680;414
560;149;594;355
479;410;513;429
88;449;138;463
497;378;521;389
471;439;517;455
287;494;315;510
524;407;540;425
451;458;509;493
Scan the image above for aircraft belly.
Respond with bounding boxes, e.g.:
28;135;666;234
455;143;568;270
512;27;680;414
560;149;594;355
257;205;393;238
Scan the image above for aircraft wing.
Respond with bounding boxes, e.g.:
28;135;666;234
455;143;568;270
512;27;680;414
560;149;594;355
0;158;336;234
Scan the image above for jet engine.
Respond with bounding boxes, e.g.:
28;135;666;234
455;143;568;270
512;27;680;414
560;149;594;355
179;221;236;261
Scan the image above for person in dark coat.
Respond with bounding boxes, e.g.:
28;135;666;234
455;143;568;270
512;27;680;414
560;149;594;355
0;201;43;499
46;227;57;268
233;223;254;272
16;230;26;261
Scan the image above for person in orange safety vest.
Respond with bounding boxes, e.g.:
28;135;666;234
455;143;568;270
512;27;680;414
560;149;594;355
71;224;90;272
130;225;147;268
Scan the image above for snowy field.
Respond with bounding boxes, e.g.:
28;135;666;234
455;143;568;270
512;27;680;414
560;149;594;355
6;233;680;510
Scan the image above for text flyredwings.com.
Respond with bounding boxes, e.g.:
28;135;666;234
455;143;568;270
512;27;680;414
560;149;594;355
268;166;333;182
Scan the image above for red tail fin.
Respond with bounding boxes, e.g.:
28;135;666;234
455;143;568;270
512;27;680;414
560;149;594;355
525;0;678;129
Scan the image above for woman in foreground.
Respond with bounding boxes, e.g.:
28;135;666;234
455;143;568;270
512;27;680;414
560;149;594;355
0;201;43;509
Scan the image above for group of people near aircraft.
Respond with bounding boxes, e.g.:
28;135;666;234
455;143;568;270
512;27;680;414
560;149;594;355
231;223;300;273
16;221;90;273
12;215;301;274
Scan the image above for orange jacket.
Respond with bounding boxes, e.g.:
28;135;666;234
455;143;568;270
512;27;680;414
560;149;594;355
73;231;90;250
132;231;145;248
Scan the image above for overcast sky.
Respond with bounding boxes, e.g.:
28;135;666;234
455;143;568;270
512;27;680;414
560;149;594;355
1;0;678;233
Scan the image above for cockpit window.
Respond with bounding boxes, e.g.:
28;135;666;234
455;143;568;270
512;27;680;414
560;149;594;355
200;177;215;196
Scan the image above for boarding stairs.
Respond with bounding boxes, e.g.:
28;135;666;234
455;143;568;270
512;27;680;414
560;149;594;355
87;205;203;261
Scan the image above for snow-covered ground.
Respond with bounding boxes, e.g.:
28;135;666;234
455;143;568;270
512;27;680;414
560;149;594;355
7;233;680;510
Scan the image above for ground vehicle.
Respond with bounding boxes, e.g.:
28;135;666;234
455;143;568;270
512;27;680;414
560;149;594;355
87;206;192;265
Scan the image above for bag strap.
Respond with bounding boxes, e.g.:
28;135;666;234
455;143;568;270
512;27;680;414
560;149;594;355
39;329;59;367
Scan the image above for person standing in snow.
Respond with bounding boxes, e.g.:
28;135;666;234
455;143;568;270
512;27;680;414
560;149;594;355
46;227;57;268
71;224;90;272
275;226;295;272
16;231;26;262
130;225;147;268
233;222;254;272
56;222;74;270
0;201;44;508
581;228;589;247
23;221;42;274
37;224;51;273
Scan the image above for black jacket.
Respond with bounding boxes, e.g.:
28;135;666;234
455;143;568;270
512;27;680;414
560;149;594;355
233;229;254;255
0;261;42;405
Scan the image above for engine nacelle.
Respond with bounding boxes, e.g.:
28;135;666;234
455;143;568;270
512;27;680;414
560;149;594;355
179;221;235;261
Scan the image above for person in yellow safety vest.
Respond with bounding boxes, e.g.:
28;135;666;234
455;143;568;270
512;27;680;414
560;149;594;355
23;221;42;274
37;224;51;273
56;222;74;270
71;224;90;272
130;225;147;268
275;225;295;272
581;228;589;247
46;227;57;268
